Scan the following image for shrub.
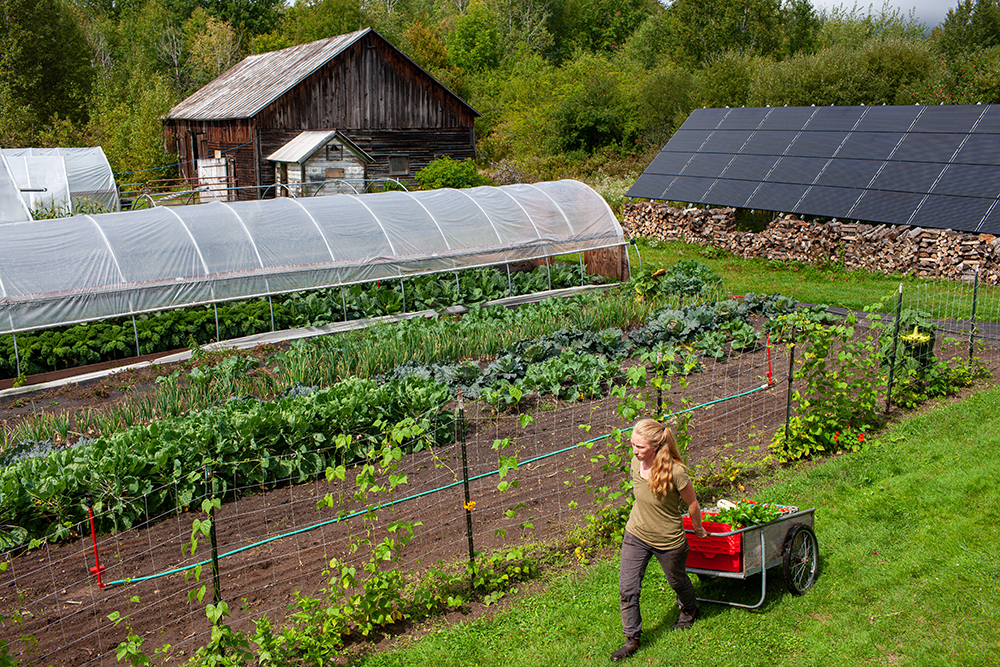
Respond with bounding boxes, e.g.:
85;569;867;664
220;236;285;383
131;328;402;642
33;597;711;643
415;156;493;190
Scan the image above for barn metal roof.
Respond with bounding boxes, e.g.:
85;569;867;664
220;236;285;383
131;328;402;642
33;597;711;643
165;28;478;121
266;130;373;164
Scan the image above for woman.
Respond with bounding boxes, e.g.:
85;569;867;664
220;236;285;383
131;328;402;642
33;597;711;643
611;418;708;661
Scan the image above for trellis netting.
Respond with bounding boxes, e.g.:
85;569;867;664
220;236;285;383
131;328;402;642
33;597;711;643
0;147;119;214
0;180;624;335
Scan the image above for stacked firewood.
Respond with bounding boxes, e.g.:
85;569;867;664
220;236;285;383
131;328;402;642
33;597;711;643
623;202;1000;284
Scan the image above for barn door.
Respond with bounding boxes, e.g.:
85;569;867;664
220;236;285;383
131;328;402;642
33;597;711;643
196;156;234;203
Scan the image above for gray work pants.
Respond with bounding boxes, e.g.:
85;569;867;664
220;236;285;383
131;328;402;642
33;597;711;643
619;529;696;638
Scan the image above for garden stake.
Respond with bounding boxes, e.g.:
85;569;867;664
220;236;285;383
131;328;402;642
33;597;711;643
784;326;796;445
340;286;348;322
11;333;20;377
766;332;773;384
206;467;222;606
969;268;979;361
213;304;221;342
457;390;475;582
131;316;141;357
85;494;105;588
268;295;275;331
656;349;663;415
400;278;406;313
885;284;904;413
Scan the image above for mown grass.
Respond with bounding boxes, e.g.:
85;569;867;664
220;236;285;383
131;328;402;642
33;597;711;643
624;241;1000;322
355;384;1000;667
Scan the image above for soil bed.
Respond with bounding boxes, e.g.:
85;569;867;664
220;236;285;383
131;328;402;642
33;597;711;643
1;332;997;666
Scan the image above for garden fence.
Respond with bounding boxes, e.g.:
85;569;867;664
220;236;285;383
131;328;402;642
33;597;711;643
2;275;998;665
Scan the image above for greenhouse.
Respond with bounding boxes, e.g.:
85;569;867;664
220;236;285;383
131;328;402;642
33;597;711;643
0;147;119;216
0;180;625;335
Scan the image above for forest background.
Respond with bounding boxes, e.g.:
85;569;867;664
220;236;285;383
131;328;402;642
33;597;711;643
3;0;1000;188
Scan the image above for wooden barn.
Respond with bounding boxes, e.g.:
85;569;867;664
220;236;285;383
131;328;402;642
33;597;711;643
162;28;478;199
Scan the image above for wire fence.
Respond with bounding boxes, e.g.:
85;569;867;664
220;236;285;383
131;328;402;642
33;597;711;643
2;276;999;665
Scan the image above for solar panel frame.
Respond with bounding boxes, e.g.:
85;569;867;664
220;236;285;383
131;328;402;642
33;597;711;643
870;161;947;194
766;156;829;185
795;186;865;218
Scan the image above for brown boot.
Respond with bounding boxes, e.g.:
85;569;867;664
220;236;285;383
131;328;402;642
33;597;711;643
610;635;640;661
671;605;698;631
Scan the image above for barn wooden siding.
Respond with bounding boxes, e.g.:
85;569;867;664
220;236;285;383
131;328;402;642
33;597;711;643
163;30;477;199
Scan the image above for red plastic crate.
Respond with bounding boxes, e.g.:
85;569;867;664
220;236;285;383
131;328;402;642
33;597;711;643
683;516;742;572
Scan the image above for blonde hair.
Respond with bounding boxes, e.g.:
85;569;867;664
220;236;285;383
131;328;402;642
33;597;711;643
633;418;687;498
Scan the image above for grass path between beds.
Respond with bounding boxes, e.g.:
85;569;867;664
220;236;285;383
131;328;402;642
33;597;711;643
355;384;1000;667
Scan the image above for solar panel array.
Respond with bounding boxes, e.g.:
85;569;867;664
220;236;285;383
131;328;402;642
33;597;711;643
627;105;1000;235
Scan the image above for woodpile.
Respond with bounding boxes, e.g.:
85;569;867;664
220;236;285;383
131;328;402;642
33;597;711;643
623;202;1000;285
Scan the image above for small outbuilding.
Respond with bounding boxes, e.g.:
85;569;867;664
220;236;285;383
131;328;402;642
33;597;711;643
163;28;478;200
266;130;373;197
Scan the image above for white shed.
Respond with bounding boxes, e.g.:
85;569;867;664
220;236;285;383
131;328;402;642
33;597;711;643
267;130;372;197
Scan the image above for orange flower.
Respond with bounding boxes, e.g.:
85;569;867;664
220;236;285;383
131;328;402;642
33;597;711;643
858;433;865;443
464;500;476;512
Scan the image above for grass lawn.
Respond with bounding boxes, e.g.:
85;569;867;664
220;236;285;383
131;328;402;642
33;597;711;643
356;384;1000;667
622;241;1000;322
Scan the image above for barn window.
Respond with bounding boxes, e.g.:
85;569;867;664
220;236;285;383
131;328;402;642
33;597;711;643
388;155;409;175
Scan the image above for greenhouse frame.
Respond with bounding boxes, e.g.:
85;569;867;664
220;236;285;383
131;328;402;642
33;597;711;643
0;180;626;336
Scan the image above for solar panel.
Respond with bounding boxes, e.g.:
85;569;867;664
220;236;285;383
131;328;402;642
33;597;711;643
742;131;798;156
678;108;730;130
725;154;781;180
910;195;995;230
807;106;866;131
870;162;946;194
795;186;864;218
891;133;966;163
976;205;1000;234
684;153;737;178
837;132;904;160
661;176;715;202
850;190;924;224
704;179;760;206
972;106;1000;134
630;105;1000;234
854;106;921;132
701;130;754;153
785;131;848;157
717;107;770;130
759;107;816;130
911;105;984;133
645;151;695;176
953;135;1000;165
747;182;809;211
666;130;714;152
933;164;1000;198
627;173;671;199
767;157;828;184
814;159;882;188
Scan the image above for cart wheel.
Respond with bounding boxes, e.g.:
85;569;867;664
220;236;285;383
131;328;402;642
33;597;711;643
782;523;818;595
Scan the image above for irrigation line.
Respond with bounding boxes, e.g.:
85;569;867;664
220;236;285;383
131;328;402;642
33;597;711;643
100;382;771;588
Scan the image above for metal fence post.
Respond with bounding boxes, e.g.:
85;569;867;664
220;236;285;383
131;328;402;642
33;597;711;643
969;268;980;362
885;284;904;413
205;466;222;606
784;326;796;444
457;390;475;586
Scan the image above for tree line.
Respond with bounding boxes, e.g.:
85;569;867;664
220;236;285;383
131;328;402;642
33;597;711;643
2;0;999;183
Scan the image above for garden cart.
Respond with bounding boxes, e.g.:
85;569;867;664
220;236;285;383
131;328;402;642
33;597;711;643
682;506;819;609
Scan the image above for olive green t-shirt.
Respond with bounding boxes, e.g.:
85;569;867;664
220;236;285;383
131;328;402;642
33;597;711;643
624;456;691;551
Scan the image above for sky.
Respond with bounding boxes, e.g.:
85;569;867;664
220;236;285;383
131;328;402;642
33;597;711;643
809;0;957;30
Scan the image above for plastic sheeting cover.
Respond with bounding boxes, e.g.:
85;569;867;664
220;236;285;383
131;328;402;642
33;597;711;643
0;147;119;213
0;157;32;223
0;180;623;334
